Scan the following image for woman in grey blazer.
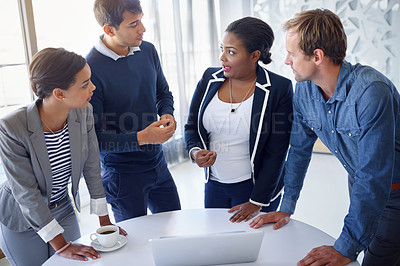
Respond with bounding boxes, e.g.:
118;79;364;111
0;48;124;265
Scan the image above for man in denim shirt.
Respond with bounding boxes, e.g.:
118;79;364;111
250;9;400;266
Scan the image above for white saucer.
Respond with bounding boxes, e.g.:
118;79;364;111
91;235;127;252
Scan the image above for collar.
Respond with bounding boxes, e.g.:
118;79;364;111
311;61;351;103
332;61;351;102
211;64;272;91
27;99;43;133
27;99;80;133
95;35;141;61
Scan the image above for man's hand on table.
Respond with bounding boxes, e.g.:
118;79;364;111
249;212;352;265
297;245;352;266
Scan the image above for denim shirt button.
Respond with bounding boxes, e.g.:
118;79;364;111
344;164;347;167
348;133;352;136
335;150;338;153
311;127;314;131
331;130;335;133
328;110;332;114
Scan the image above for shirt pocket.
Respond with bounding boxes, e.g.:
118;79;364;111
303;119;322;134
335;103;361;138
336;127;361;138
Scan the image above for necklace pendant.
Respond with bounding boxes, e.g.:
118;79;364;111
231;108;237;113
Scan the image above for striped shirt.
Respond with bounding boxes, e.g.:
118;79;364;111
44;123;72;204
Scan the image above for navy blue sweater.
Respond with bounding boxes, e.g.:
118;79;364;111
86;41;174;173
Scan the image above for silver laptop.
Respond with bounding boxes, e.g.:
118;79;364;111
149;230;264;266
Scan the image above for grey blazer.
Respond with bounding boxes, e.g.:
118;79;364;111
0;100;105;232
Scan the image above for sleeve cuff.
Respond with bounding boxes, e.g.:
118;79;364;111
250;199;270;207
279;196;297;215
159;108;174;117
188;147;202;163
250;189;283;207
333;232;364;261
90;197;109;216
37;219;64;243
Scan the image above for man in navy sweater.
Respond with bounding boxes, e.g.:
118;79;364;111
86;0;181;222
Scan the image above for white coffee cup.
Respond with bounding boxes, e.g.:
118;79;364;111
90;225;119;248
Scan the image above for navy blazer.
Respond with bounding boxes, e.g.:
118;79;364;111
185;65;293;205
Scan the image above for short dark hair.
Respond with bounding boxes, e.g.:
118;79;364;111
283;9;347;65
29;48;86;99
94;0;142;29
225;17;274;65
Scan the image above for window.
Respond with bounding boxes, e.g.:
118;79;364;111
0;1;221;182
32;0;102;56
142;0;219;135
0;0;31;118
0;0;32;184
141;0;220;165
30;0;219;137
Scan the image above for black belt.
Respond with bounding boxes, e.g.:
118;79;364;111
48;196;69;210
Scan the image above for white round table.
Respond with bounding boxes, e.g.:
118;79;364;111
43;209;360;265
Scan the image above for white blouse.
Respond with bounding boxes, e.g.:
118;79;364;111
202;91;253;183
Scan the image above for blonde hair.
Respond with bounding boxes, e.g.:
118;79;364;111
283;9;347;65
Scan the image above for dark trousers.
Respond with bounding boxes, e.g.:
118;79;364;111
205;178;281;212
362;189;400;266
102;158;181;223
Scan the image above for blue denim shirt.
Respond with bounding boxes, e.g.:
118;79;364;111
280;61;400;261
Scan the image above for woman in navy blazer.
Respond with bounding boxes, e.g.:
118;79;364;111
185;17;293;223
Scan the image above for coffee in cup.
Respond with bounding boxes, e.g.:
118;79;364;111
90;225;119;248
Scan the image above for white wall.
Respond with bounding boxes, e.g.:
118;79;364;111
217;0;400;91
217;0;253;39
256;0;400;90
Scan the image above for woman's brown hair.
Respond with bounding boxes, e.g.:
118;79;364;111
29;48;86;99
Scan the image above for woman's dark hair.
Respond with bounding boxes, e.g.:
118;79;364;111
29;48;86;99
225;17;274;65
